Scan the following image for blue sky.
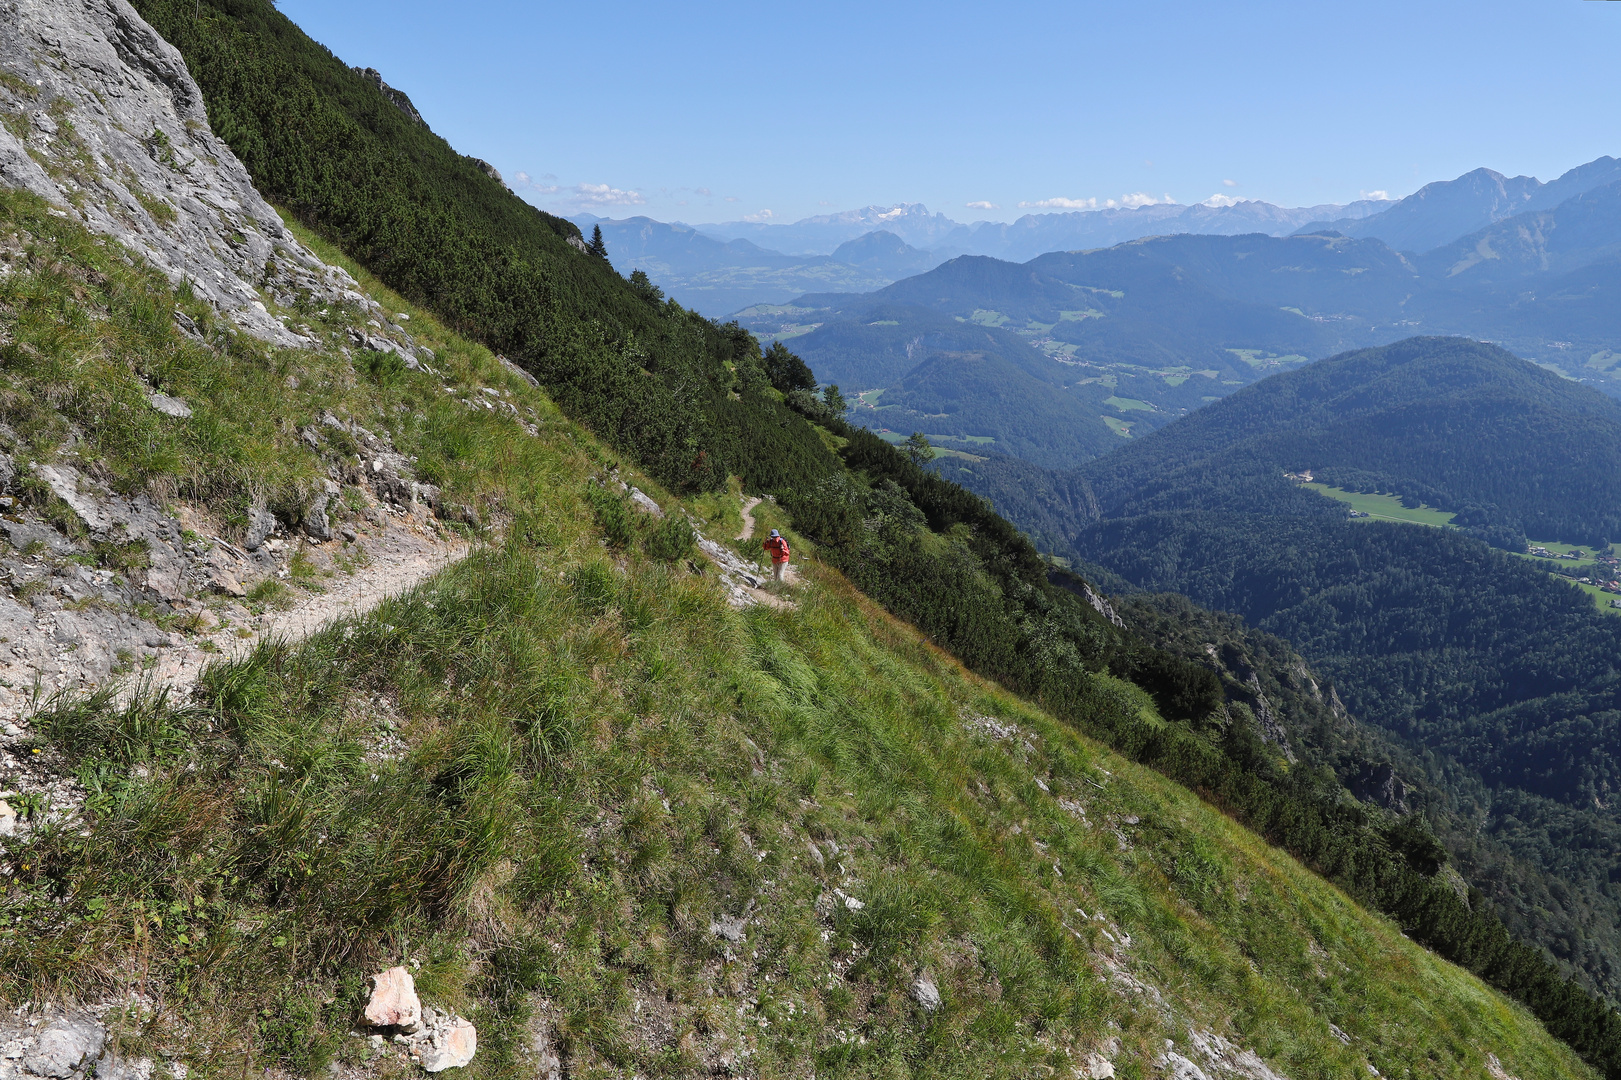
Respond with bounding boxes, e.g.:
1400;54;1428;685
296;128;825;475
280;0;1620;226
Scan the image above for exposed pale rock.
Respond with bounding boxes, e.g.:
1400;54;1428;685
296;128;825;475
1080;1054;1116;1079
0;0;363;347
243;508;277;552
709;913;748;944
418;1018;476;1072
364;966;422;1030
1157;1050;1212;1080
627;487;663;517
147;393;192;419
22;1018;105;1078
909;970;941;1011
36;465;111;531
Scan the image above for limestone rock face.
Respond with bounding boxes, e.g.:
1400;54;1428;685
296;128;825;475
365;966;422;1030
0;0;365;346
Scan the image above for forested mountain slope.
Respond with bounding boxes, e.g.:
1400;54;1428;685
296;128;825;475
1079;337;1621;545
934;338;1621;1008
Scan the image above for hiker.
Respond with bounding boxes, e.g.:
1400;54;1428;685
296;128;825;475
763;528;790;583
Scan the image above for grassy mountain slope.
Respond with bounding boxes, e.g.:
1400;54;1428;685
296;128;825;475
0;186;1601;1080
98;4;1621;1068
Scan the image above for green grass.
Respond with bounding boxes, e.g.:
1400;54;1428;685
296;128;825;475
0;186;1599;1080
1102;416;1134;437
1303;483;1459;528
1104;396;1155;413
1227;349;1311;369
1306;482;1621;616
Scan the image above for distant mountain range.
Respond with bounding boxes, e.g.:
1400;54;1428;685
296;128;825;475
579;155;1621;322
568;217;945;315
725;155;1621;471
1301;158;1621;253
576;197;1395;317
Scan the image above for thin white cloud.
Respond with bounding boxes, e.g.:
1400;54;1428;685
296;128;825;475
742;209;774;222
1019;193;1178;211
1222;178;1238;188
1019;196;1097;210
724;196;741;203
1360;189;1393;201
571;182;645;207
511;171;561;194
695;187;712;197
1201;193;1241;208
966;200;1000;210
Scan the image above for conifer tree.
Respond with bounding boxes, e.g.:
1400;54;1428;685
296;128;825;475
905;431;935;467
588;224;608;260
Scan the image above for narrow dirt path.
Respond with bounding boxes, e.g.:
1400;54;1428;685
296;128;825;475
138;519;468;703
737;496;763;541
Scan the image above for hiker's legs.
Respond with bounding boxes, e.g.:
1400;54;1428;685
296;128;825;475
773;561;785;582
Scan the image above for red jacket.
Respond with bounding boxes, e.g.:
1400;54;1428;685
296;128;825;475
763;536;790;563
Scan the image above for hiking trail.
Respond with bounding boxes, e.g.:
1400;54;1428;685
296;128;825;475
737;496;763;541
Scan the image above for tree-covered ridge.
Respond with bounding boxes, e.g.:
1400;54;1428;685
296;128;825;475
1073;508;1621;1003
1078;337;1621;546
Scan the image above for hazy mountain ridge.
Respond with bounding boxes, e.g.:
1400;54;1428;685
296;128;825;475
1300;158;1621;253
572;215;945;313
574;197;1400;317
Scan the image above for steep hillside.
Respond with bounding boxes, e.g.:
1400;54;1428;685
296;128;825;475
6;2;1615;1074
967;338;1621;1008
1305;168;1540;254
1418;180;1621;286
0;176;1606;1080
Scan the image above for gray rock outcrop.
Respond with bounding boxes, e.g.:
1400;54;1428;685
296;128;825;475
353;66;424;126
0;0;366;346
20;1018;104;1078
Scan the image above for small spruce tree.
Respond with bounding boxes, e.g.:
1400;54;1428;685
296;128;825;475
588;224;609;260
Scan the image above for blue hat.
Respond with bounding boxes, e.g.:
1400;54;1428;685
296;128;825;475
769;529;780;537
